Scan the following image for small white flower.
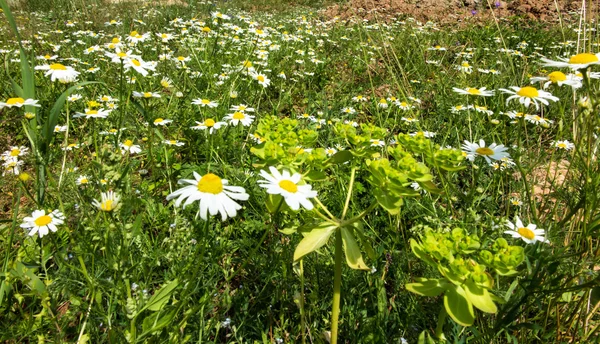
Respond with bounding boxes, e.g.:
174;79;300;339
504;216;549;244
20;209;65;238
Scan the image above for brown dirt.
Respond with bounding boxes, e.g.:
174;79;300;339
320;0;584;24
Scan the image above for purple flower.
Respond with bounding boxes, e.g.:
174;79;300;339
471;10;477;15
495;1;501;8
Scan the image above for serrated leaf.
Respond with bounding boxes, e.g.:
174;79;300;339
293;222;337;261
464;280;497;314
444;285;474;326
405;278;448;297
341;227;369;270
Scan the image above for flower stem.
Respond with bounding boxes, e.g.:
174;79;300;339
330;229;343;344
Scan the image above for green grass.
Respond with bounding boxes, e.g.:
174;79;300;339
0;0;599;343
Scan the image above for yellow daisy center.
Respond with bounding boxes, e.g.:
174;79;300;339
232;112;245;120
177;56;185;61
201;99;210;104
379;98;387;103
117;52;127;58
475;147;494;156
557;143;566;148
372;140;380;145
7;97;25;105
462;62;470;67
205;119;216;127
34;215;52;226
257;75;265;82
143;92;152;98
202;27;211;32
130;31;138;37
101;200;114;211
516;86;539;98
517;227;535;240
44;54;51;59
80;178;88;184
161;34;168;38
50;63;67;70
569;53;598;64
279;180;298;193
154;118;164;123
548;71;566;83
197;173;223;194
131;59;141;66
87;110;98;115
466;88;481;95
10;148;20;156
124;139;133;146
112;37;120;43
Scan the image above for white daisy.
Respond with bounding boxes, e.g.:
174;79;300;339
153;118;173;126
551;140;575;150
257;167;317;211
498;86;559;110
166;172;249;221
132;91;161;99
504;217;549;244
120;139;142;155
230;104;255;112
190;119;227;134
0;97;41;109
124;57;156;76
452;87;495;96
35;63;80;82
370;139;385;147
223;112;255;126
92;191;121;212
461;139;510;163
163;139;185;146
76;175;90;185
540;52;600;70
530;71;582;89
73;108;111;119
252;72;271;87
20;209;65;238
192;98;218;108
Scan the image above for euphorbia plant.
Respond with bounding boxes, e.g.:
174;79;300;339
251;116;466;343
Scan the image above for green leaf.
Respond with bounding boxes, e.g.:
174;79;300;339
293;222;337;261
265;194;284;213
141;279;179;313
409;239;437;267
326;150;353;164
373;188;402;215
405;278;448;297
341;227;369;270
140;309;177;339
464;280;497;314
352;223;376;261
417;331;436;344
304;169;327;181
444;285;474;326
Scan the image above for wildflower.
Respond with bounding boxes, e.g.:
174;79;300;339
370;139;385;147
510;198;523;206
455;61;473;74
378;98;389;108
0;97;41;109
224;112;255;126
462;139;510;163
252;72;271;87
530;71;582;89
541;52;600;70
2;158;24;176
120;139;142;155
153;118;173;126
257;167;317;211
504;216;549;244
93;191;121;212
551;140;575;150
192;98;218;108
2;146;29;160
325;147;337;156
452;87;494;96
163;140;185;146
230;104;255;112
191;119;227;134
352;95;367;102
35;63;79;83
20;209;65;238
524;114;553;127
341;107;356;115
76;175;90;185
499;86;559;109
73;108;111;119
166;172;249;221
133;91;161;99
124;57;156;76
62;143;80;151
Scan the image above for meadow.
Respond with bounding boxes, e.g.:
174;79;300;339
0;0;599;343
